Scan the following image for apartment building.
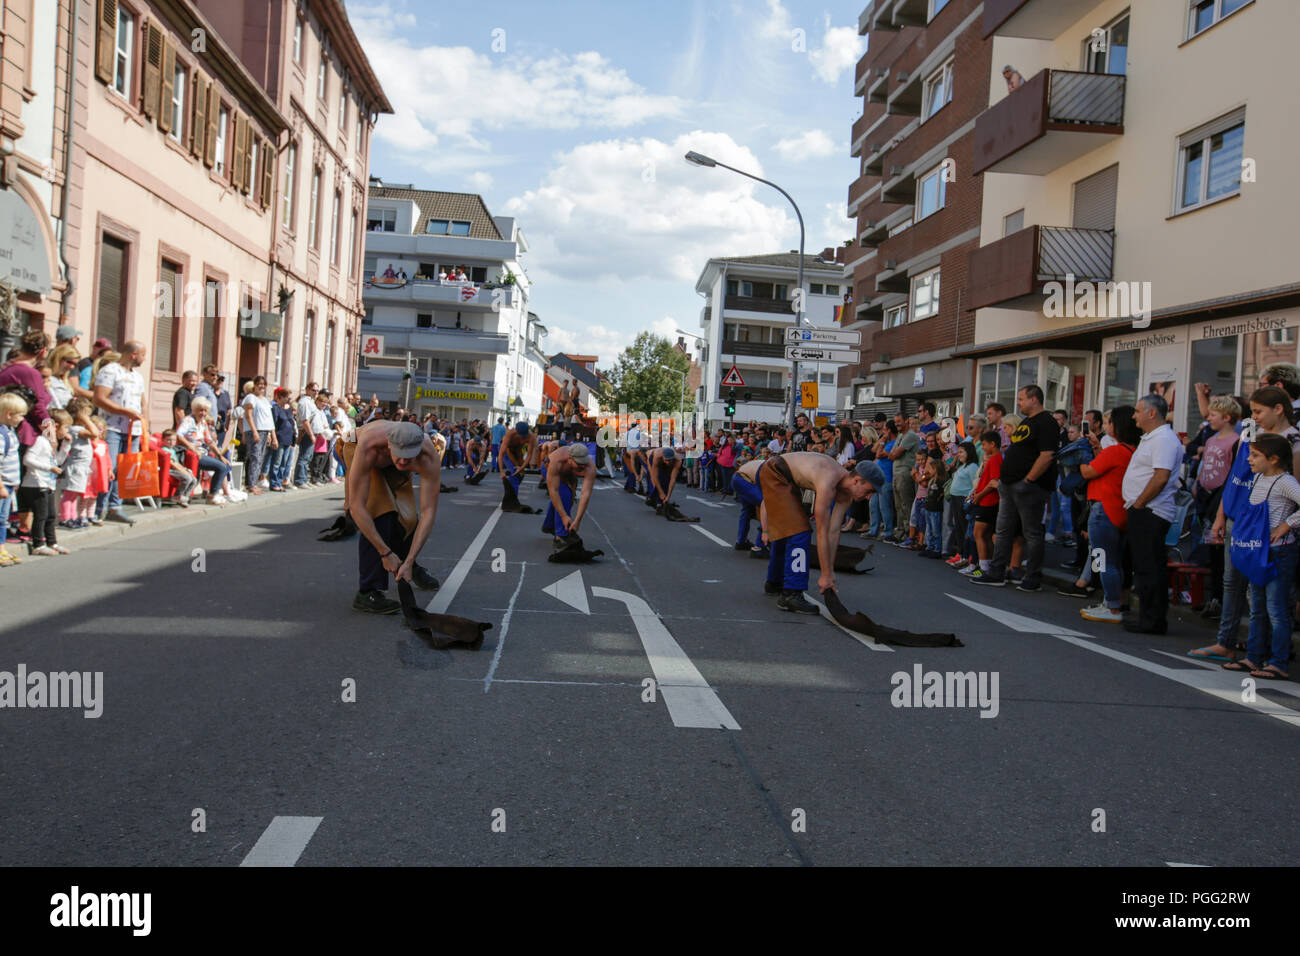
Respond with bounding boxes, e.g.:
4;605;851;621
67;0;387;427
966;0;1296;431
0;0;72;350
845;0;989;424
358;183;547;422
693;250;851;428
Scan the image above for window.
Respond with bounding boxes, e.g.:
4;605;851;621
1188;0;1250;39
169;62;186;142
274;300;288;385
339;89;347;132
915;164;947;221
293;18;302;64
825;284;839;296
323;322;334;392
318;57;327;99
884;304;907;328
426;219;449;234
248;138;258;200
726;279;738;296
330;190;341;264
1177;110;1245;212
282;144;296;227
302;309;314;384
349;209;359;276
202;279;221;368
819;372;835;385
922;58;953;121
979;357;1041;411
1269;327;1296;347
911;268;940;320
368;208;396;232
1003;209;1025;235
1102;350;1138;410
113;6;134;98
309;168;321;248
356;111;364;147
930;0;950;17
1085;13;1129;75
449;221;471;236
154;259;181;371
416;313;432;328
215;107;229;176
810;283;824;295
96;234;129;346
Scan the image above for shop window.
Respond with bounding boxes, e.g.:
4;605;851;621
1103;350;1139;410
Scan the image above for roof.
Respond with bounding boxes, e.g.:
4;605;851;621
367;186;503;240
711;253;845;272
549;354;601;390
316;0;394;114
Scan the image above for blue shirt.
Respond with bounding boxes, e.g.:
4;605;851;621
272;403;296;446
879;440;895;484
491;424;506;445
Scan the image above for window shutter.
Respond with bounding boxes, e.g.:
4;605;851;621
154;261;178;371
158;38;175;133
261;141;274;210
242;122;254;194
1071;163;1119;231
203;85;218;167
231;113;246;189
143;21;163;119
190;75;206;157
96;235;127;346
96;0;118;85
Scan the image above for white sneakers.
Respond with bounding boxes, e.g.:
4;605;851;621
210;494;228;505
257;478;270;489
227;489;248;502
1081;604;1122;623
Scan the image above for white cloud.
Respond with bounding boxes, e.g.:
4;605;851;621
468;171;494;191
503;131;795;285
773;129;837;161
543;316;689;368
809;19;865;85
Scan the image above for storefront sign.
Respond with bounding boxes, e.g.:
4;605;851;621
1192;311;1298;341
360;334;385;356
0;189;51;295
1105;329;1184;352
414;387;488;402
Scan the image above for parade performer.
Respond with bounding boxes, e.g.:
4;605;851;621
500;421;539;512
645;445;682;510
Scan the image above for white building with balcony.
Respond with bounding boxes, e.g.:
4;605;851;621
359;182;546;421
692;252;852;427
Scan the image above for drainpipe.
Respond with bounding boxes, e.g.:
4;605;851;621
57;0;81;316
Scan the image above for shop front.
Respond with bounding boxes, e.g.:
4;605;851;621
875;358;972;425
974;349;1095;422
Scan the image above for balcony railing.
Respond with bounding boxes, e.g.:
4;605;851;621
356;323;511;355
721;339;786;359
973;69;1125;175
362;272;517;309
732;386;787;404
966;225;1115;310
723;294;796;316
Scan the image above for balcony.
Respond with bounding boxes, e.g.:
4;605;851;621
855;56;872;95
984;0;1104;39
859;2;875;34
363;229;518;264
867;70;890;104
865;0;899;31
966;225;1115;310
887;68;923;117
358;322;510;355
356;367;497;406
880;164;916;205
973;69;1125;175
721;339;786;359
723;294;796;317
362;274;517;310
734;386;787;404
847;173;876;216
890;0;929;28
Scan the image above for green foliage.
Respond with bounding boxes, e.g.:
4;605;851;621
597;331;692;415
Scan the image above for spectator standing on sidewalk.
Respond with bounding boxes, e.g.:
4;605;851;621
270;389;297;491
984;402;1012;452
888;413;919;544
91;340;148;526
1072;407;1140;621
972;385;1058;590
241;376;276;494
0;392;27;566
1119;394;1184;633
173;370;198;428
294;382;319;487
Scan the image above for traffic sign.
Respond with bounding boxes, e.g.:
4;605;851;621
721;365;746;387
800;382;818;409
785;327;861;346
785;346;860;363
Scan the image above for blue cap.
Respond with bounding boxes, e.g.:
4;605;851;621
854;460;885;488
516;422;530;436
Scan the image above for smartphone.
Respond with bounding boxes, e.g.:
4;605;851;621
1081;421;1090;435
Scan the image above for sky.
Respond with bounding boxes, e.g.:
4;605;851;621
346;0;865;367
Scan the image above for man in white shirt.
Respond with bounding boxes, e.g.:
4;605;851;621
622;421;644;493
92;340;148;525
241;376;277;494
294;382;319;487
309;391;334;483
1121;393;1184;634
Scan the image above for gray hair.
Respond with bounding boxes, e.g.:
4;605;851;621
190;397;212;413
1137;393;1168;420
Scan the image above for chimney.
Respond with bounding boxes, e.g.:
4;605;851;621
789;249;798;254
820;246;834;260
677;336;685;350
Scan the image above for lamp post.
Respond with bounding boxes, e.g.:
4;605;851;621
685;150;808;429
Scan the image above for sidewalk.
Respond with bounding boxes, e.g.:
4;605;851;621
5;483;340;556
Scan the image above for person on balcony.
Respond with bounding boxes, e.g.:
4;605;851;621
1003;65;1025;92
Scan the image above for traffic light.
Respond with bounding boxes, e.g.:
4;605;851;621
743;391;752;402
726;388;736;417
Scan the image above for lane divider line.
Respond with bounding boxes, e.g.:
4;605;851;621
690;524;732;548
239;816;323;867
426;507;504;615
483;561;527;692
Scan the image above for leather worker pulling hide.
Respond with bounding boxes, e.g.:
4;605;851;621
499;421;540;513
343;420;443;614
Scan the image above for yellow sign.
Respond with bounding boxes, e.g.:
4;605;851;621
415;387;489;402
814;416;829;427
800;382;818;409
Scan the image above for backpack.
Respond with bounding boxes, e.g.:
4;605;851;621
1057;437;1095;496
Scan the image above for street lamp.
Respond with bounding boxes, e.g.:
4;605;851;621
685;149;809;428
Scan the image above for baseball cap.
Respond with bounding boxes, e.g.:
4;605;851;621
93;337;112;351
661;446;676;461
567;443;590;464
387;421;425;459
854;460;885;487
57;325;82;342
516;421;530;436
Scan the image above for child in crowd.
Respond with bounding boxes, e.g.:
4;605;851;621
963;431;1004;580
84;414;112;524
1190;395;1241;621
57;397;101;529
921;449;947;557
20;408;72;555
159;428;199;507
905;448;929;550
0;392;27;566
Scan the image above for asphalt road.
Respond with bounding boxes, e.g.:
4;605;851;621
1;470;1297;867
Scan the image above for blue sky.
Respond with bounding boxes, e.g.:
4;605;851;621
347;0;865;364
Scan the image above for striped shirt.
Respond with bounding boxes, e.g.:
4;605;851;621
1248;472;1300;544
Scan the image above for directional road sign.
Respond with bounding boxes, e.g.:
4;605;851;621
785;327;862;346
785;345;861;363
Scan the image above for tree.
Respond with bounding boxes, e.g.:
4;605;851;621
597;332;692;418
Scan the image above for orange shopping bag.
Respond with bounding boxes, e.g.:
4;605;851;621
116;436;160;500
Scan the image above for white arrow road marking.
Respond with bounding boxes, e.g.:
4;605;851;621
947;593;1091;637
687;495;730;510
426;507;503;614
592;586;740;730
690;524;732;548
805;596;895;653
239;816;323;867
1166;862;1209;867
1149;649;1300;699
952;595;1300;728
542;569;590;615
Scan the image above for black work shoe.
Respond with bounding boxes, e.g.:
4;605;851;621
777;590;820;614
353;590;401;614
411;565;441;591
764;580;782;595
1007;567;1024;582
1057;581;1094;598
734;541;752;551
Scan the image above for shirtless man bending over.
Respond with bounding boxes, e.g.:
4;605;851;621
542;443;597;543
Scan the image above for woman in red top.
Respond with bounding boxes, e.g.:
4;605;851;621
1075;406;1140;622
963;430;1004;580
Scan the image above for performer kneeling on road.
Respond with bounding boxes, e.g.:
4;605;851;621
500;421;539;511
755;452;884;614
542;442;596;544
465;431;487;481
645;445;681;510
344;420;443;614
